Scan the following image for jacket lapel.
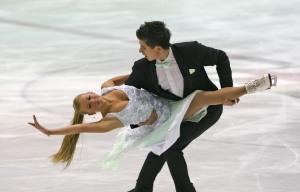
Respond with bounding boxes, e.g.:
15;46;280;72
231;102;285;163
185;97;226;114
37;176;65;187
171;45;189;78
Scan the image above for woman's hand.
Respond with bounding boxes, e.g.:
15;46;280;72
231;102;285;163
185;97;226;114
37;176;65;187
101;74;130;88
28;115;51;136
101;80;115;89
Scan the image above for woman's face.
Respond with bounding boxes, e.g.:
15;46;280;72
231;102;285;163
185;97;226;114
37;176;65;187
78;92;102;115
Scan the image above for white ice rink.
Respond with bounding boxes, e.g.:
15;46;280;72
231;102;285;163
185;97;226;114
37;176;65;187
0;0;300;191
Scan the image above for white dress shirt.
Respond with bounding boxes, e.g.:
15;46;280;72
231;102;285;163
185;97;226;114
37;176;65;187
155;48;184;97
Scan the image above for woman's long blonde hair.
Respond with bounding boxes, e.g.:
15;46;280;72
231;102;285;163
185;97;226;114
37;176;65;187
51;95;83;168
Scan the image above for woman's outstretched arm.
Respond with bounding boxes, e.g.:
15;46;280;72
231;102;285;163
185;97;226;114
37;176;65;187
28;115;124;136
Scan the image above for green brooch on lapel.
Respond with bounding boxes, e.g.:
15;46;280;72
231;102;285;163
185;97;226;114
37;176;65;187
189;68;196;75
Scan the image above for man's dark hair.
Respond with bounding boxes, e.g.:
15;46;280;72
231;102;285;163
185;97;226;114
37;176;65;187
136;21;171;49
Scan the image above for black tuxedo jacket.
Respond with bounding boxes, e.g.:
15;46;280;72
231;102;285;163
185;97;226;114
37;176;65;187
125;41;233;101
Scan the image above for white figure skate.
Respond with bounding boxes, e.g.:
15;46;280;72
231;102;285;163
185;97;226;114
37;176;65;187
245;74;277;94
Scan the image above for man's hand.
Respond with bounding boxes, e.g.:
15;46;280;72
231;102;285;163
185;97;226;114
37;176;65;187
138;110;158;126
223;98;240;106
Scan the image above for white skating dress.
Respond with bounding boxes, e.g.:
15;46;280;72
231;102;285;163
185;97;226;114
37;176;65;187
101;85;207;169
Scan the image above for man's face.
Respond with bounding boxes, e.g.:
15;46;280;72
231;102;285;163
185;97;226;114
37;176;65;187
138;39;159;61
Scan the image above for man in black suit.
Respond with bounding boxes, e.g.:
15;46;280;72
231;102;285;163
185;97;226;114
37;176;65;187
103;21;234;192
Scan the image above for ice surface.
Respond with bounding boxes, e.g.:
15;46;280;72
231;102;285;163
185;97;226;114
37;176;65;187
0;0;300;191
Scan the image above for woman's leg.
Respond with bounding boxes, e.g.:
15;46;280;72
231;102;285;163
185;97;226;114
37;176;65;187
184;73;277;120
184;86;246;120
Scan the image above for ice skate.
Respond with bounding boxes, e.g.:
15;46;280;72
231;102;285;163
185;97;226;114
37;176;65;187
245;74;277;94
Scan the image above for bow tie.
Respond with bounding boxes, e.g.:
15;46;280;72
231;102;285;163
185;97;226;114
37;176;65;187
155;60;172;68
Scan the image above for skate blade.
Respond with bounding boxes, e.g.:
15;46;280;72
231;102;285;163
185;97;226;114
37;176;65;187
268;74;277;87
270;74;277;86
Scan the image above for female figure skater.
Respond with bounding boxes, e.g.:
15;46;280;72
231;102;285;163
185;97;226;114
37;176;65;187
28;74;277;168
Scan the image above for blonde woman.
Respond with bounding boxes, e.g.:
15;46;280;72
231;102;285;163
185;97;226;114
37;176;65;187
28;74;277;168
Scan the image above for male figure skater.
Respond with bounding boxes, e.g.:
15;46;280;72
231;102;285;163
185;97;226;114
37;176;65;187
103;21;234;192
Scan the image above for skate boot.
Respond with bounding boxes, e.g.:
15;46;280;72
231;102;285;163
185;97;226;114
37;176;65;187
245;73;277;94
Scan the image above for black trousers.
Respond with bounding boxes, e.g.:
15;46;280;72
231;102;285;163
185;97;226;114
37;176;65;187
133;105;223;192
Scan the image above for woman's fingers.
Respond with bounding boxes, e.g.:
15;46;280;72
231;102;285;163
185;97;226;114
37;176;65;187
28;122;40;130
33;115;43;127
29;115;42;129
33;115;39;124
28;118;50;136
28;122;35;126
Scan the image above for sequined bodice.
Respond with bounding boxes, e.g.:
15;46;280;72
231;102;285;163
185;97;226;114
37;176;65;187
101;85;170;126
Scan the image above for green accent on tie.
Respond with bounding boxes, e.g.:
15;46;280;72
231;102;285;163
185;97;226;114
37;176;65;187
155;60;172;68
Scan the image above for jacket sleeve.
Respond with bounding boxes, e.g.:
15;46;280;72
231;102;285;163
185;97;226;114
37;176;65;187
124;61;144;129
196;42;233;88
125;61;144;89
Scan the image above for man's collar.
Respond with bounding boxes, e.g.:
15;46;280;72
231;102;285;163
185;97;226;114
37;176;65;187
156;48;172;63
